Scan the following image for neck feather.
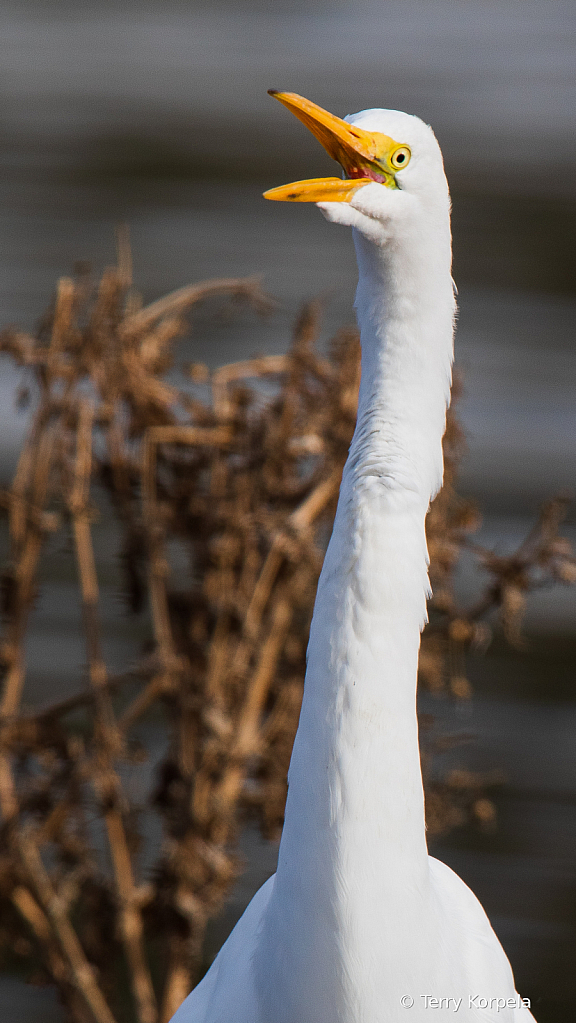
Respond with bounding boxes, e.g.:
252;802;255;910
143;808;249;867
257;216;455;1020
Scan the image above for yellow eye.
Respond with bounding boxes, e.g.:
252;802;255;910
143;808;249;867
391;146;411;170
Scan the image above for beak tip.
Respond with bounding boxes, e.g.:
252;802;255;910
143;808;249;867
268;89;280;97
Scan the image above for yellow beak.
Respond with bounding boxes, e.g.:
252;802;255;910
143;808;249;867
263;91;401;203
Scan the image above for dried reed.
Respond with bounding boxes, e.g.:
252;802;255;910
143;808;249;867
0;233;573;1022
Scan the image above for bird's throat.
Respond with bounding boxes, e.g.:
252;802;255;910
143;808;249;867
257;222;455;1021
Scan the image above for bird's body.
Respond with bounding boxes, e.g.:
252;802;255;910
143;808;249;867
171;97;535;1023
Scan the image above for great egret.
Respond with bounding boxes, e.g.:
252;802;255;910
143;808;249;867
171;92;535;1023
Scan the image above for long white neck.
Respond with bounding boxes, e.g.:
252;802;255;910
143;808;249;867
257;208;455;1021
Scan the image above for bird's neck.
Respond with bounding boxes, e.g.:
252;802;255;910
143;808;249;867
258;220;455;1016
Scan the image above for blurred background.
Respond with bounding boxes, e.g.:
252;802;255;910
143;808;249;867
0;0;574;1020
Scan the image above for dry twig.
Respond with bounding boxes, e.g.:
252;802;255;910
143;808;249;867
0;244;573;1021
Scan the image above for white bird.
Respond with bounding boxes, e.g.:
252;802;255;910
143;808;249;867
171;92;535;1023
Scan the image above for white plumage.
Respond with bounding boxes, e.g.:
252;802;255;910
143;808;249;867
171;98;535;1023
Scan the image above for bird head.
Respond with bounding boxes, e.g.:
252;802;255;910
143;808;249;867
263;92;449;239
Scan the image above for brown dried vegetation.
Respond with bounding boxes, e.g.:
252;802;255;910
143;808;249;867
0;235;574;1022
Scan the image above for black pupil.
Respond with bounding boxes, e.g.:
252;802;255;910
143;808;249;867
397;153;405;163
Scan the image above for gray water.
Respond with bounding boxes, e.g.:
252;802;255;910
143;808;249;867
0;2;575;1020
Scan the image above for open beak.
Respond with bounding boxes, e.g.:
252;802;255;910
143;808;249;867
263;91;399;203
